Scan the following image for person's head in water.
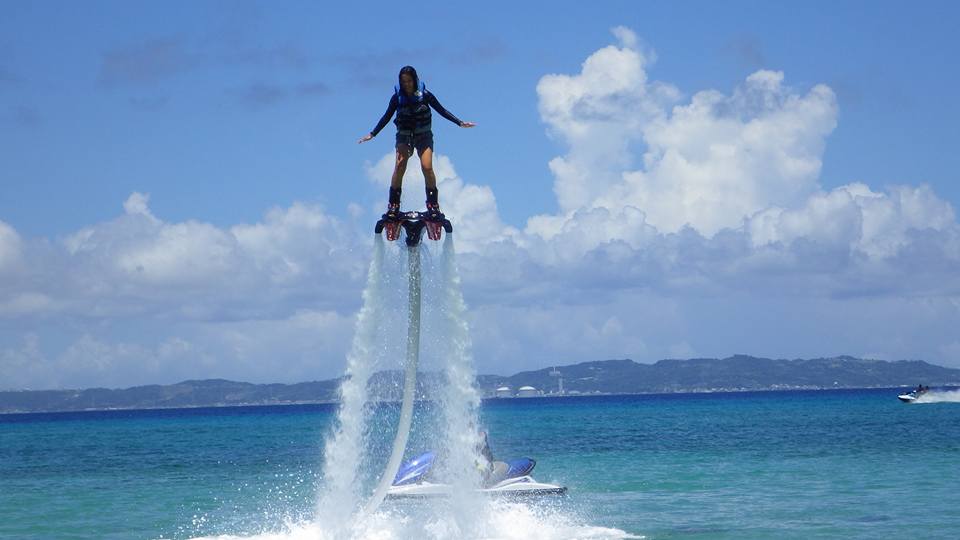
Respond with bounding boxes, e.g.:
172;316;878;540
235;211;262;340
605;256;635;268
398;65;419;96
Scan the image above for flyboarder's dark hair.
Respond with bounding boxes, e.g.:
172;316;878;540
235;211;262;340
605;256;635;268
398;65;419;92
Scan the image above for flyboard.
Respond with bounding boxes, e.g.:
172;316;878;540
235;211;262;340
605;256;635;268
361;207;452;515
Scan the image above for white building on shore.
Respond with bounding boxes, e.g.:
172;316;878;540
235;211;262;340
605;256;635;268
517;386;539;397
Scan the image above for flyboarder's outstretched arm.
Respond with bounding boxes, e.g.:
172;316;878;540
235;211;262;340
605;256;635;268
358;95;400;143
426;91;476;128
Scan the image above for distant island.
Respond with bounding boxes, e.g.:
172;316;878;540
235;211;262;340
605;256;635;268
3;355;959;414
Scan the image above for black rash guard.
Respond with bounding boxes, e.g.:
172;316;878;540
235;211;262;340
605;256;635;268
369;91;464;137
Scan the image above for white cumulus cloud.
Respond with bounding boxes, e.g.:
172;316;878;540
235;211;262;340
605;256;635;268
535;26;679;214
747;182;958;258
531;28;840;241
0;194;368;388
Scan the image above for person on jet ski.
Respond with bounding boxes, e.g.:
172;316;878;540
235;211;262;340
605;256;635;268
358;65;475;220
477;430;514;487
478;430;495;469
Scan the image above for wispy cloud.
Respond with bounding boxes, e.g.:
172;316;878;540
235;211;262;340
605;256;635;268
1;105;41;127
98;36;199;86
128;96;170;111
725;35;767;70
330;47;439;88
446;38;508;66
232;82;287;107
297;82;330;97
0;65;17;85
98;33;499;96
229;81;331;107
333;39;507;88
221;44;312;70
98;35;316;87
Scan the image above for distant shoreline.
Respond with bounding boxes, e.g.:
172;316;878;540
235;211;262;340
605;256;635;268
5;355;958;415
0;399;339;416
4;384;958;416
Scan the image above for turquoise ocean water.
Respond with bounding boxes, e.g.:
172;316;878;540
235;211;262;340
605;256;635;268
2;388;959;539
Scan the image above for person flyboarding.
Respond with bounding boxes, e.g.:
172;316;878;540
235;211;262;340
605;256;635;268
358;65;475;243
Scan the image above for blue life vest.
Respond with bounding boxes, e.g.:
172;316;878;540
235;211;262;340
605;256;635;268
394;81;432;134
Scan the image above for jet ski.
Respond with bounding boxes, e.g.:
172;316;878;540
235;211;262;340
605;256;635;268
385;451;567;499
375;208;452;246
898;388;928;403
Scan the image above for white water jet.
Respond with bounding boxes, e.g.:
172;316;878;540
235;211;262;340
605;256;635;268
307;233;626;540
316;237;388;529
317;233;486;534
363;245;422;515
433;235;486;532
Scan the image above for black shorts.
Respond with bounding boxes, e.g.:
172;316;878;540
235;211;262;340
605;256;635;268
396;131;434;156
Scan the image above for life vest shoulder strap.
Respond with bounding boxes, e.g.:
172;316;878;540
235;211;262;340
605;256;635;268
394;81;427;105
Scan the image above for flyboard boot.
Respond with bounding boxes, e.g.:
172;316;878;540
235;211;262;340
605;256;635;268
423;187;445;241
382;202;402;241
376;187;403;242
374;186;452;246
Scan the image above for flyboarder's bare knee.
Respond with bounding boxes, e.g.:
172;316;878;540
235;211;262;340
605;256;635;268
419;150;435;186
394;152;409;173
419;148;433;168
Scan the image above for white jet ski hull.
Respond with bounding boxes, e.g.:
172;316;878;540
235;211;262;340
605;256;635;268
386;475;567;500
898;394;917;403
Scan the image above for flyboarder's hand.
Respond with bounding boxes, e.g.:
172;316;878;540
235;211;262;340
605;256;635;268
358;133;374;143
459;122;476;128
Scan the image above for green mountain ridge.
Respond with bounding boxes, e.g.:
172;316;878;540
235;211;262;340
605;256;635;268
3;355;958;413
483;355;960;394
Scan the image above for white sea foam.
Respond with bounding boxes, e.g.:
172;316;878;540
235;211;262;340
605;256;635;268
186;500;640;540
913;389;960;404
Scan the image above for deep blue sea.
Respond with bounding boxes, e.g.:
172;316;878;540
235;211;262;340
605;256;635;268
2;388;959;539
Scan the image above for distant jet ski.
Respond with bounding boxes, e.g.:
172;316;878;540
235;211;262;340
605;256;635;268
898;386;929;403
385;451;567;499
375;208;452;246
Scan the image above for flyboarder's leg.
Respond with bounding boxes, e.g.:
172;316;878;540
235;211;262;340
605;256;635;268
392;144;411;190
419;146;437;195
414;132;438;210
385;145;411;241
417;144;445;241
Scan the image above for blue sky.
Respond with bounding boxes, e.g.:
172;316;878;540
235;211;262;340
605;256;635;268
2;1;959;389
